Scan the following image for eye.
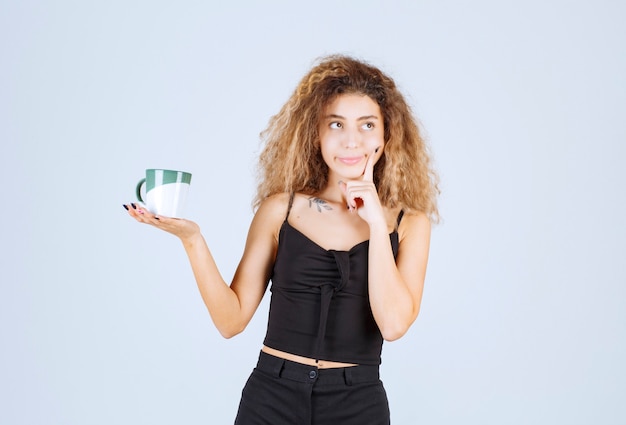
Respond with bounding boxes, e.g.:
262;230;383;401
362;122;375;130
329;122;343;129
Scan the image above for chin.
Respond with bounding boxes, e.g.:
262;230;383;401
336;171;362;180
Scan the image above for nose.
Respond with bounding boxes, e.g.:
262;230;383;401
344;127;361;149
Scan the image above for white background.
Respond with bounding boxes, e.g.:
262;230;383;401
1;0;625;423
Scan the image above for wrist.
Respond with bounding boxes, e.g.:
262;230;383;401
181;231;204;249
368;218;388;235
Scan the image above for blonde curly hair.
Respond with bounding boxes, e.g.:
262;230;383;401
254;54;439;222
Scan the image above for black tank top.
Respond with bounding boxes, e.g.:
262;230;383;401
263;194;402;365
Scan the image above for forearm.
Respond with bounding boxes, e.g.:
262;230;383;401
181;233;244;338
367;225;416;341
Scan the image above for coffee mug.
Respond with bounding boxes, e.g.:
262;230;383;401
136;169;192;218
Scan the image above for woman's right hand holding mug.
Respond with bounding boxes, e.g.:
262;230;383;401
126;168;200;242
123;203;201;243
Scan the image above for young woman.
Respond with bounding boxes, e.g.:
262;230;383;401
124;55;439;424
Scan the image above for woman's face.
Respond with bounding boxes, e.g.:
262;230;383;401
318;93;385;182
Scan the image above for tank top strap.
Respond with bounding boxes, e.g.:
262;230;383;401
396;210;405;229
284;192;295;222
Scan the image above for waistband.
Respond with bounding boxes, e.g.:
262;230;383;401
255;351;380;385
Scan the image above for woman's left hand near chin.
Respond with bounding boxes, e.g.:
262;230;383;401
339;147;386;227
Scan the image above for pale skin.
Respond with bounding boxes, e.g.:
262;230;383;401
124;93;431;368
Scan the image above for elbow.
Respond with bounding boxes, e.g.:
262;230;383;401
217;322;246;339
381;327;408;342
379;319;410;341
380;308;421;342
219;330;239;339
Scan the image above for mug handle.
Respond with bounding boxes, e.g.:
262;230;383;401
136;178;146;203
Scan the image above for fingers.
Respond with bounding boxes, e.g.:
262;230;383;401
122;203;201;241
336;146;382;215
341;146;380;210
339;181;374;212
123;203;161;225
361;146;381;182
338;180;355;211
338;180;357;211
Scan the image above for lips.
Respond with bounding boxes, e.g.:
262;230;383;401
338;156;363;165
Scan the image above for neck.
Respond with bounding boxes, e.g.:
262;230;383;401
317;180;346;204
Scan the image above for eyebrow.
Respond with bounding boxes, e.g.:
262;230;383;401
323;114;380;121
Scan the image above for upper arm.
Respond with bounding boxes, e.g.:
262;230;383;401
396;212;432;315
229;193;288;327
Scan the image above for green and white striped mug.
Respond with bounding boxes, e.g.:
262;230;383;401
136;169;192;218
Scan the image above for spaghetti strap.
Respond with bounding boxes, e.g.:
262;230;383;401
284;192;295;222
396;210;405;228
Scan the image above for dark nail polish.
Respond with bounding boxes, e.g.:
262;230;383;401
123;204;129;211
131;203;137;209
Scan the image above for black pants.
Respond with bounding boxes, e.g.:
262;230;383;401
234;351;390;425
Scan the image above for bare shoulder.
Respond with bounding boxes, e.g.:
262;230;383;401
398;211;431;243
252;193;291;240
256;192;291;218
